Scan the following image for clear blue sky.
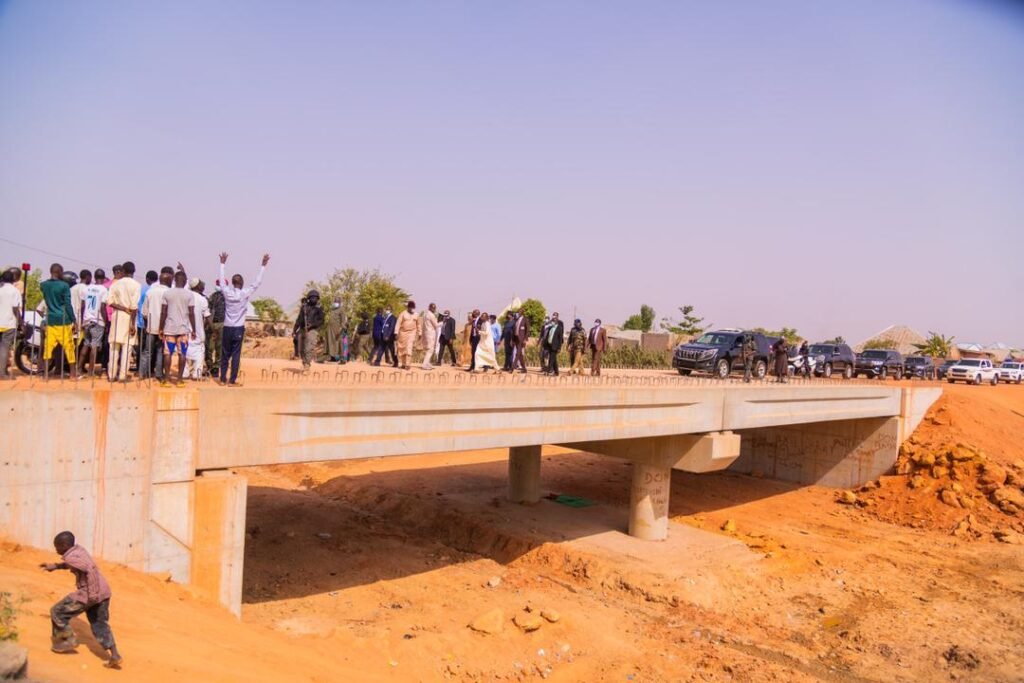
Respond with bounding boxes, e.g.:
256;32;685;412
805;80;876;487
2;0;1022;344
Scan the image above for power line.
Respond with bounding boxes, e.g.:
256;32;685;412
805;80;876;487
0;235;103;269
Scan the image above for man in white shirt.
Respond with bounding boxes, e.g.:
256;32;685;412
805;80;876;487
106;261;141;382
0;270;22;379
217;252;269;386
186;279;211;380
76;271;109;378
69;269;90;331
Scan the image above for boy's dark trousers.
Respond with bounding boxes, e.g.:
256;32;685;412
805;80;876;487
51;596;116;651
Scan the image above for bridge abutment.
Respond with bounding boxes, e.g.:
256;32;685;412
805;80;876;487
192;470;247;616
730;416;900;488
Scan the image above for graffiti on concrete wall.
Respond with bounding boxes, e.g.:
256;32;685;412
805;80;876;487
735;418;899;488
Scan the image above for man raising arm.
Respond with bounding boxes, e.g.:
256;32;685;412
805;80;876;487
217;252;270;386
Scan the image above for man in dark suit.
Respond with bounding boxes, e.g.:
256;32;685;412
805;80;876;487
512;310;529;373
466;308;481;372
501;313;516;371
538;316;551;370
371;308;384;364
372;307;398;367
541;312;565;376
589;318;608;376
437;310;457;365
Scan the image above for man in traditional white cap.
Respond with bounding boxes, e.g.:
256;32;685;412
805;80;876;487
186;278;211;379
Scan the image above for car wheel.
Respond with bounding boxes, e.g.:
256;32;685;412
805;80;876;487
878;367;888;380
843;365;853;379
715;358;730;379
755;360;767;379
823;363;832;378
972;375;980;385
1016;376;1021;385
677;369;691;376
991;375;999;386
894;369;903;380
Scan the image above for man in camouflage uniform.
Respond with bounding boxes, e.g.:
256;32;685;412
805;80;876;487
568;319;587;375
742;334;757;383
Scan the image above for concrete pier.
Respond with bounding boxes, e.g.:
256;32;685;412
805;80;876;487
628;462;673;541
507;445;542;504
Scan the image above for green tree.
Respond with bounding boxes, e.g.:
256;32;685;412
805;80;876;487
518;298;547;338
823;336;846;345
302;268;408;324
863;337;898;350
622;304;656;332
752;327;802;343
357;276;408;320
252;297;286;322
913;331;955;357
660;305;706;337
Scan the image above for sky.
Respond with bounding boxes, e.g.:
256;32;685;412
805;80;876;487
1;0;1022;344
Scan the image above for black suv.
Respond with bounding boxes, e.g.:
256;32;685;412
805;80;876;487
673;330;771;379
904;356;936;380
855;349;904;380
807;342;856;379
936;358;958;380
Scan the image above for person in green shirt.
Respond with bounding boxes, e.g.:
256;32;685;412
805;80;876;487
39;263;78;377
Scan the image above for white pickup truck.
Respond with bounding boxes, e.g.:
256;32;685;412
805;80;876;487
946;359;1000;385
997;361;1023;384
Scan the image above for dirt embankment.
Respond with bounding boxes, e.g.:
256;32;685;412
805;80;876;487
856;388;1024;543
0;540;375;683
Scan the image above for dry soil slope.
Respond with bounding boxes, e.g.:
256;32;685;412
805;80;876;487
0;541;377;683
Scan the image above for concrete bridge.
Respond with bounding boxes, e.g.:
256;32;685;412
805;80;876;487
1;378;940;614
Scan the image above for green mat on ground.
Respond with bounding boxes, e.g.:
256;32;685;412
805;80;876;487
553;495;596;508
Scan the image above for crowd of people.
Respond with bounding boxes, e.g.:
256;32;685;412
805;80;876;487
0;253;629;382
292;295;611;377
0;253;269;385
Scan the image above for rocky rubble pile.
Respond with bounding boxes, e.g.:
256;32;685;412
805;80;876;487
897;439;1024;515
874;436;1024;543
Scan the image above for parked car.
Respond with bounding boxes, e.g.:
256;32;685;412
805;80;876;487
936;358;959;380
672;329;771;379
807;343;856;379
855;349;904;380
997;362;1023;384
903;356;936;380
946;358;999;385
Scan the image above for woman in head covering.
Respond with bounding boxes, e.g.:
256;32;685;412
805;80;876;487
473;311;499;372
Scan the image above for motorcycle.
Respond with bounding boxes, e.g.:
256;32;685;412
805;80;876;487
788;350;818;378
14;311;71;376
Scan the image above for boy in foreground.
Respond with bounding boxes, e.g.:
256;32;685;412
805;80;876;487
40;531;123;669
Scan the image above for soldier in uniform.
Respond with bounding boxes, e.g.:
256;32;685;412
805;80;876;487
742;334;757;383
773;338;789;383
568;319;588;375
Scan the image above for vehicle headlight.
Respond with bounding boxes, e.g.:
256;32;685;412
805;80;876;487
701;349;717;359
